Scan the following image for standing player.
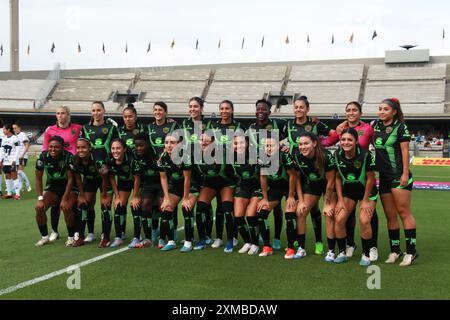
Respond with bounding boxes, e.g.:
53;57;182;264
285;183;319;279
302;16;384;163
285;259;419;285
81;101;119;243
0;124;20;200
35;136;77;246
0;118;4;196
148;101;179;246
334;128;378;265
373;98;417;266
247;99;286;251
42;106;83;243
286;96;334;255
13;123;32;193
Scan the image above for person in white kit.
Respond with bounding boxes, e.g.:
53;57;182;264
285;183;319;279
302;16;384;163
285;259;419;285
13;123;32;192
0;118;4;196
0;123;21;199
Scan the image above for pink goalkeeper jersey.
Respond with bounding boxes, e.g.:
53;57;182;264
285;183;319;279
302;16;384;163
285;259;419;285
321;121;374;150
42;123;83;155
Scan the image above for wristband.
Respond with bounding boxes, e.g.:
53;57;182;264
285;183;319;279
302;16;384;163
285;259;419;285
38;196;44;201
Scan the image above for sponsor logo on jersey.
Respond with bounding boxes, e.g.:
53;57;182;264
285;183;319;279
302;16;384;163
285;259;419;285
375;137;383;145
354;160;362;169
102;128;109;134
163;127;170;134
385;126;393;134
133;129;140;135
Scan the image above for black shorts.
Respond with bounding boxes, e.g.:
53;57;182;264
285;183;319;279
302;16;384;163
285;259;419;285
267;181;289;202
19;158;28;166
379;173;414;194
83;177;103;193
301;180;326;197
118;180;134;193
235;180;262;199
44;180;68;198
2;165;17;174
141;181;163;199
342;183;378;201
169;181;199;198
202;177;235;191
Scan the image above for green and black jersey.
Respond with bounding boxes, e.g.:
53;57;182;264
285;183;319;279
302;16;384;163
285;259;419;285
210;120;245;147
181;116;213;147
36;150;73;196
118;122;146;151
260;151;295;185
157;152;192;184
247;118;287;151
372;120;412;181
106;153;141;185
335;147;378;200
286;117;331;153
148;120;179;156
232;157;260;184
192;151;235;188
134;151;160;185
81;123;119;166
70;154;102;181
293;149;335;195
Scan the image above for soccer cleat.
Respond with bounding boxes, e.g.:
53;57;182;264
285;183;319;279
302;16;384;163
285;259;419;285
128;237;141;248
65;237;75;247
233;237;238;247
27;186;32;192
110;237;124;248
314;242;324;255
345;245;357;258
258;246;273;257
84;233;95;243
14;194;21;200
158;239;166;249
224;240;233;253
72;238;85;247
98;238;111;248
35;236;50;247
135;239;152;248
369;247;379;262
49;231;59;242
334;252;349;264
399;253;418;267
359;254;371;266
272;239;281;250
180;242;193;253
161;241;176;251
211;238;223;248
238;243;252;254
294;247;307;259
194;241;206;250
284;248;296;259
324;250;336;262
247;245;259;255
205;236;212;245
2;194;13;199
151;229;159;244
385;252;403;264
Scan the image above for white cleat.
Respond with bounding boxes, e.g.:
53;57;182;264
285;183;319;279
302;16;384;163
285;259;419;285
345;245;356;258
324;250;336;262
238;243;252;254
385;252;403;264
247;245;259;255
84;233;95;243
49;231;59;242
35;236;50;247
369;247;379;262
65;237;75;247
27;186;32;192
211;238;223;248
294;247;307;259
399;253;418;267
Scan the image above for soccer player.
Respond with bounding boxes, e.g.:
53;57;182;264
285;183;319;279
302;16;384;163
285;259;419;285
286;96;334;255
133;133;160;248
322;101;379;260
231;135;261;255
334;128;378;265
71;138;111;247
247;99;286;251
158;133;199;252
0;118;4;196
257;136;298;258
293;133;336;259
0;124;20;200
106;139;141;248
373;98;417;266
148;101;179;246
13;123;32;194
81;101;119;243
42;106;83;242
34;136;77;247
192;132;236;252
118;103;146;151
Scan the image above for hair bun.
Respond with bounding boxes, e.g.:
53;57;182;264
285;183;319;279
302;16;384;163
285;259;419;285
127;103;135;108
390;97;400;104
300;95;308;100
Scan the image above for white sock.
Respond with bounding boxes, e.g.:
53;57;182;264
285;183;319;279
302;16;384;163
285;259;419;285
0;175;3;191
18;170;31;189
14;179;21;196
5;179;12;195
17;174;23;191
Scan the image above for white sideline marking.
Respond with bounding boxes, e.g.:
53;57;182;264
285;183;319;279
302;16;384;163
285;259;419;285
0;225;187;297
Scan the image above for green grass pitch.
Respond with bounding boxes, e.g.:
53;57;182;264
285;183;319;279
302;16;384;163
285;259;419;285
0;158;449;300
